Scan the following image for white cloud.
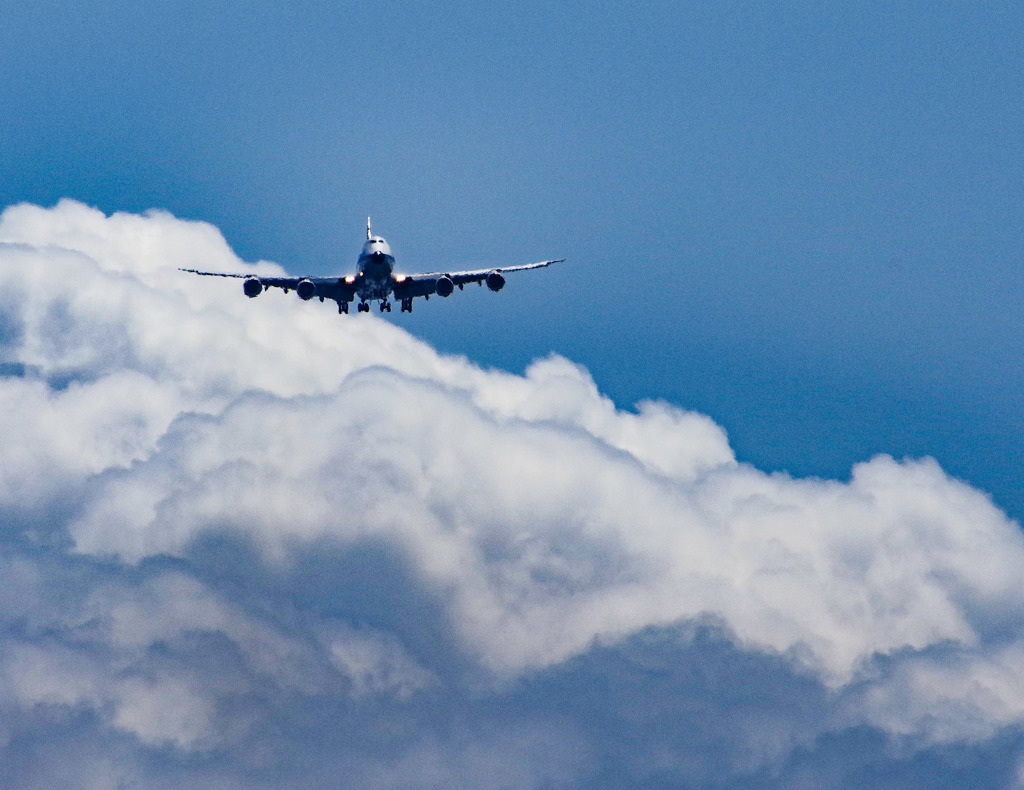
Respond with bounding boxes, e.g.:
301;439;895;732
1;200;1023;787
324;623;437;699
848;644;1024;745
65;372;1024;688
112;676;217;750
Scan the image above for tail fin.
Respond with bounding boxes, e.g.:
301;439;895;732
366;217;372;240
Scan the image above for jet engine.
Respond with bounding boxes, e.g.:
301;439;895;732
485;271;506;292
435;276;454;297
296;279;316;301
243;277;263;297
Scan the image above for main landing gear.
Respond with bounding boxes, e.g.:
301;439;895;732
344;300;400;315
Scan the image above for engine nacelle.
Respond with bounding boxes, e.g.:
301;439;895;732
243;277;263;297
485;271;506;292
435;276;454;297
296;279;316;301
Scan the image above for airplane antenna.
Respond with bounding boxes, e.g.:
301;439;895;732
367;217;372;240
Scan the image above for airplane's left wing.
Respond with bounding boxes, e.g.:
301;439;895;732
393;259;564;299
179;269;357;303
446;258;565;285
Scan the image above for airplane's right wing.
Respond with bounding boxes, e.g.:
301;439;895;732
180;269;358;303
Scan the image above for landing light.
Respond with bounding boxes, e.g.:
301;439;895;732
395;275;407;283
344;276;355;283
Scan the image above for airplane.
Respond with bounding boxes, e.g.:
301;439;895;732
180;219;564;314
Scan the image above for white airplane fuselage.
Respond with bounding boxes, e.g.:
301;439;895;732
354;236;396;302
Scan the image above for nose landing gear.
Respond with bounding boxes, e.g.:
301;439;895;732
379;301;392;312
400;298;413;313
358;302;370;312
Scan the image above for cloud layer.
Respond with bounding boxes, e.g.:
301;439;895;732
1;200;1023;788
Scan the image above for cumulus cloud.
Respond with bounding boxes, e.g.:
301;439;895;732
1;199;1023;787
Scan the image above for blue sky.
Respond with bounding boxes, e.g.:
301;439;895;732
2;2;1024;787
3;1;1021;517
